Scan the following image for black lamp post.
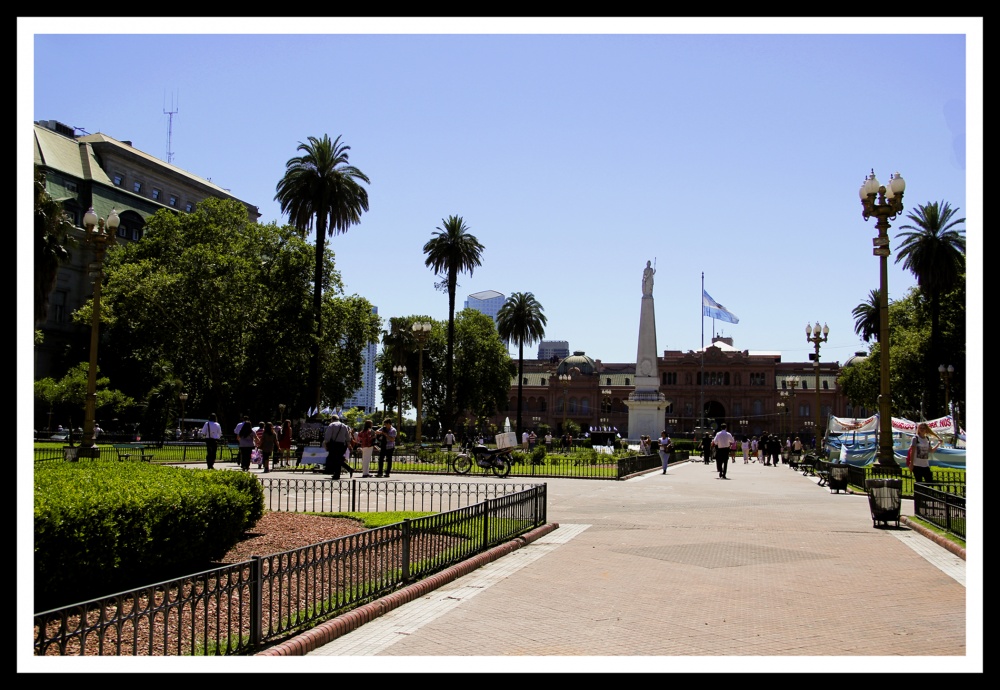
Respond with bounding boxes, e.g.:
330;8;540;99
860;169;905;465
806;322;829;453
79;207;120;457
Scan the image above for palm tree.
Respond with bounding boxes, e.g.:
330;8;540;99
496;292;547;439
423;216;485;432
851;289;881;344
275;134;370;411
895;200;966;415
34;168;72;327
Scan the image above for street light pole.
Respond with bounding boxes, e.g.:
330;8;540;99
786;375;799;436
776;400;786;437
860;169;905;465
939;364;954;443
80;207;120;456
412;322;431;443
806;322;829;453
393;364;406;435
559;374;571;433
178;392;188;438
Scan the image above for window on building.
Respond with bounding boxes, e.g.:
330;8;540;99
133;181;143;194
51;290;67;324
801;403;810;417
557;398;564;414
823;380;829;390
752;400;763;416
168;195;178;207
665;402;673;413
724;372;730;385
131;228;141;241
606;377;612;386
684;403;693;416
113;173;124;187
581;398;589;414
539;399;547;411
185;202;193;212
117;225;128;238
733;403;742;417
569;398;577;414
522;377;528;385
801;381;808;390
624;378;630;386
151;188;161;200
540;378;546;386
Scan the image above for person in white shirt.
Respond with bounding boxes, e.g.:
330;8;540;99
201;413;222;470
657;431;673;474
522;430;530;451
444;430;456;452
712;423;736;480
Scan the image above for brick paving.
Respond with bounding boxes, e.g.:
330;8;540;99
259;459;978;672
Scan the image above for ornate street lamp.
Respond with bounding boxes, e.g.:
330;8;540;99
786;375;799;434
278;403;286;422
806;322;829;452
178;392;188;438
860;169;905;465
559;373;572;433
411;322;432;443
939;364;955;443
776;401;786;436
79;207;120;457
393;364;406;434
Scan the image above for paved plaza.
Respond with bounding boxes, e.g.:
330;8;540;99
244;457;979;673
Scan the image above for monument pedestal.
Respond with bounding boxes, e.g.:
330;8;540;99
625;391;668;444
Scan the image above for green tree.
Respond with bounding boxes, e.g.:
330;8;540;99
34;167;73;327
34;363;135;434
275;134;371;411
95;198;379;431
851;289;881;344
422;215;485;433
895;200;966;415
496;292;547;437
454;308;516;430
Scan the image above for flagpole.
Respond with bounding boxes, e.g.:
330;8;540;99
700;272;705;437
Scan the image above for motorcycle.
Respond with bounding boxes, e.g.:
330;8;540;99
453;444;512;478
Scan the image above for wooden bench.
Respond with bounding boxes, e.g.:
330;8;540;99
815;461;830;487
113;443;154;463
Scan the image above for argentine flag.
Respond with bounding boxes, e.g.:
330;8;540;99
703;290;739;324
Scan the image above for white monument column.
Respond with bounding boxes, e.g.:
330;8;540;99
626;260;669;443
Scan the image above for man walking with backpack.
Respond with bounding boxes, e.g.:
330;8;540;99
323;414;354;479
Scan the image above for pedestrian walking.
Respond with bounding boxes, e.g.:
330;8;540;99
277;419;293;467
658;431;673;474
751;435;758;463
701;432;713;465
742;437;750;464
258;421;278;473
234;415;256;471
444;429;456;452
201;413;222;470
322;414;354;479
712;423;735;479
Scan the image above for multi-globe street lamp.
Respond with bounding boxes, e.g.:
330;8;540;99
939;364;954;443
776;401;786;436
860;169;905;465
392;364;406;435
178;392;188;438
559;374;572;432
806;322;829;452
785;375;799;435
79;207;120;457
411;322;432;443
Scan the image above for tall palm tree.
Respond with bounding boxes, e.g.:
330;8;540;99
275;134;370;411
423;216;484;432
496;292;547;439
851;289;881;344
895;200;966;415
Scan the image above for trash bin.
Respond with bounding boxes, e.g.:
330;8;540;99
828;464;850;493
865;478;902;528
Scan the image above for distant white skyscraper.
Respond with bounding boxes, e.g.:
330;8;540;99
538;340;570;361
464;289;505;326
343;306;378;413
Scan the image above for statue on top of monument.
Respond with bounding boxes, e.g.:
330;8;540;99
642;260;655;296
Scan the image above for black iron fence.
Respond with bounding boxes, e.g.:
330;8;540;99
34;481;547;656
912;482;966;539
846;464;965;499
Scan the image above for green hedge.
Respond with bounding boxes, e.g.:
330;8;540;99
34;460;264;611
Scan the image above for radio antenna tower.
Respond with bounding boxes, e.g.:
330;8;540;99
163;91;178;164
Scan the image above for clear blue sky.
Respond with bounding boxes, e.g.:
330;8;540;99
21;18;981;408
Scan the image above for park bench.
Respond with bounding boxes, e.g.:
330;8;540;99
113;443;154;463
224;444;241;463
815;460;830;487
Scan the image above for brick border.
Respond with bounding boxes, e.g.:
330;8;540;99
255;522;561;656
900;515;966;560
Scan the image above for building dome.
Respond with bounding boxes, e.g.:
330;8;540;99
556;351;596;376
843;351;869;368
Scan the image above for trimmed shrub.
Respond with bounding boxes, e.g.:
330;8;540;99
34;460;264;610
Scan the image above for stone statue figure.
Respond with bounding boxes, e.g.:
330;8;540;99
642;260;655;296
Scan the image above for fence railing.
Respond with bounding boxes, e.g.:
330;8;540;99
34;482;547;656
912;482;966;539
846;464;965;499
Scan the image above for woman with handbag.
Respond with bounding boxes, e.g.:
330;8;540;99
908;422;942;483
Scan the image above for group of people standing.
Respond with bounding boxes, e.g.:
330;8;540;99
322;415;397;479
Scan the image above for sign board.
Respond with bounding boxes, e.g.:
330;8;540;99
300;447;327;466
495;432;517;449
